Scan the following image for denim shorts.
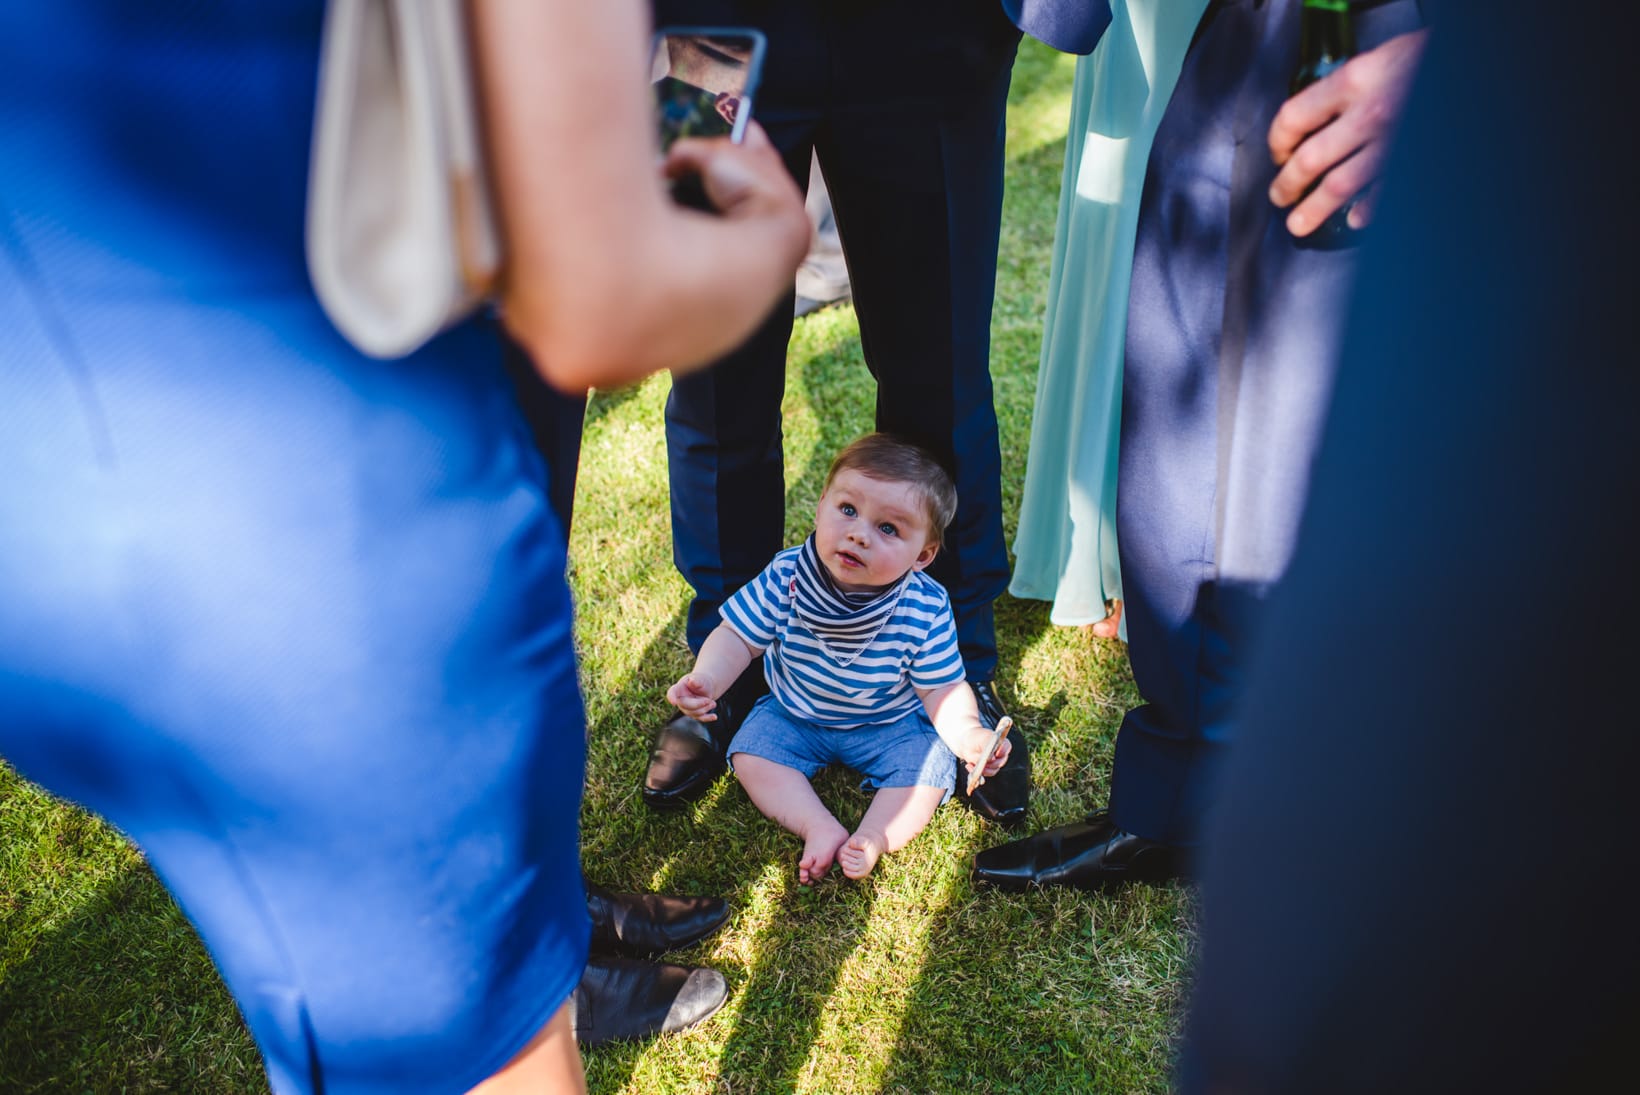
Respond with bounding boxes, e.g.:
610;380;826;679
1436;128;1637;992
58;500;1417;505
729;695;958;800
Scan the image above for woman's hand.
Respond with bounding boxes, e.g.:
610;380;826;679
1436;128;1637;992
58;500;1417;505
664;123;801;224
471;1;808;392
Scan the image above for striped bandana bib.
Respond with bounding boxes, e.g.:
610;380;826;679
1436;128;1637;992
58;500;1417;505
791;534;910;667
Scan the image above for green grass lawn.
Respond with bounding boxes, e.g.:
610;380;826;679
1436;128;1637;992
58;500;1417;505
0;39;1192;1094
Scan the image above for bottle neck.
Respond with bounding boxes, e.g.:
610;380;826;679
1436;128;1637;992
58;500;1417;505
1299;0;1356;66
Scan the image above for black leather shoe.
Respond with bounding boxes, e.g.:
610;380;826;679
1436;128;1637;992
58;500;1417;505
643;673;768;808
972;809;1184;892
955;680;1030;828
585;882;731;959
571;956;728;1046
641;713;727;808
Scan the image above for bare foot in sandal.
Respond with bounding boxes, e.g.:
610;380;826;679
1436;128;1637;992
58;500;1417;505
1088;599;1123;640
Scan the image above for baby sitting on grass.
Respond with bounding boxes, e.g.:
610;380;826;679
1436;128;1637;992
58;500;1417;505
666;433;1010;882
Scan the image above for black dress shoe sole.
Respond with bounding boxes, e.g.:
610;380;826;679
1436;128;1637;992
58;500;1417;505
971;870;1036;893
1055;869;1179;892
974;864;1171;893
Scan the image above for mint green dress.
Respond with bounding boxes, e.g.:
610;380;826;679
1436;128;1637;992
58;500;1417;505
1008;0;1208;638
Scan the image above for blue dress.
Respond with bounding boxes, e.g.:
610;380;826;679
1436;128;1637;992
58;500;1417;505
0;5;588;1093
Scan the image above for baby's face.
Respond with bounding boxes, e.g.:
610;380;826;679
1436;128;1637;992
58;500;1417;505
813;469;938;593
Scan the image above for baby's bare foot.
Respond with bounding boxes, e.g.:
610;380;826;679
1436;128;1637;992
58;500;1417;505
798;820;849;885
839;829;888;880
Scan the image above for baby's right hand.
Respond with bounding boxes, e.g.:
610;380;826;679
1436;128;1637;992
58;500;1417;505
666;673;718;721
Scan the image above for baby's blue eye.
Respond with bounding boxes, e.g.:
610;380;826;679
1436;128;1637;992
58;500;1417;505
879;523;897;537
840;503;857;517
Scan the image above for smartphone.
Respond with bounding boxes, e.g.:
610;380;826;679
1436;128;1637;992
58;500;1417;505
650;27;767;209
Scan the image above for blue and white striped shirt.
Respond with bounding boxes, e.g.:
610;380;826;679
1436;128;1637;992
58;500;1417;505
720;540;965;729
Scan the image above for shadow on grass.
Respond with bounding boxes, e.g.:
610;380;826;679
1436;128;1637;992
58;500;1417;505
709;781;878;1091
0;862;266;1094
874;877;1192;1094
866;607;1191;1093
583;381;647;427
872;683;1192;1094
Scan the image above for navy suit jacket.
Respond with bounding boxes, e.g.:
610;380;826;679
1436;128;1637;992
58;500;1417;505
1002;0;1112;53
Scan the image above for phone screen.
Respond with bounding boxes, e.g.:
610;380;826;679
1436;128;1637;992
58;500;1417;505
650;28;766;153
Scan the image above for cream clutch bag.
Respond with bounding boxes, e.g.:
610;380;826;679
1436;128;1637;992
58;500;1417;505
307;0;500;359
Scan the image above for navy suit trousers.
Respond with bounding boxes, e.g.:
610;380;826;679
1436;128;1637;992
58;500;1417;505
653;0;1021;680
1112;0;1423;844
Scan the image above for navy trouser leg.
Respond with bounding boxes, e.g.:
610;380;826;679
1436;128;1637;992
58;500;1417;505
655;0;1019;676
1109;0;1252;846
664;207;804;652
1110;0;1422;846
817;52;1017;682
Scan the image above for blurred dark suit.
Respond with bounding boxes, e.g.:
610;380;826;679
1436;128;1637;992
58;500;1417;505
1182;2;1640;1088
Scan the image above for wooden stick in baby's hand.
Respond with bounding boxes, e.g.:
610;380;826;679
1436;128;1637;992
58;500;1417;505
965;716;1013;797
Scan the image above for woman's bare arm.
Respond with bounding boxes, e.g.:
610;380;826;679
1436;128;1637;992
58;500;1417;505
470;0;809;392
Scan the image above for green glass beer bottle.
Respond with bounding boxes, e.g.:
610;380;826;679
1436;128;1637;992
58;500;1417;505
1290;0;1359;248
